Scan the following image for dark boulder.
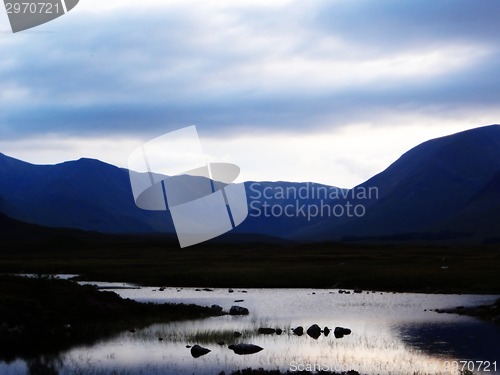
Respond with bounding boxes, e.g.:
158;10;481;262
210;304;223;313
306;324;321;339
228;343;263;355
229;306;249;315
258;327;276;335
190;344;211;358
334;327;352;338
323;327;330;336
292;326;304;336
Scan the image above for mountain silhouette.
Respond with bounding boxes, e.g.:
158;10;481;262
298;124;500;243
1;124;499;244
0;154;174;234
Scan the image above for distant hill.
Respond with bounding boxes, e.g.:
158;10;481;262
235;181;345;237
298;124;500;243
0;153;342;239
1;124;499;244
0;154;175;234
0;212;88;241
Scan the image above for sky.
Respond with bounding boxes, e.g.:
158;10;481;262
0;0;499;188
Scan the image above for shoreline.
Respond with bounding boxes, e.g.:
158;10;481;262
433;298;500;324
1;274;497;374
0;275;223;361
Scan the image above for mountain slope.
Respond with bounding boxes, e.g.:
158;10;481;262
235;181;344;237
0;154;175;233
1;124;499;243
434;171;500;241
297;124;500;242
0;153;342;238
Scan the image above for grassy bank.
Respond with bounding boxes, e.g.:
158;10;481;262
0;235;499;293
0;275;221;361
434;297;500;323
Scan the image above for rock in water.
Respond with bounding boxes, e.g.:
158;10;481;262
334;327;352;338
210;304;223;313
258;327;276;335
229;306;249;315
323;327;330;336
190;345;211;358
228;344;263;355
306;324;322;339
293;326;304;336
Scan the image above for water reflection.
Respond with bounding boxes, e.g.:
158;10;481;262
398;321;500;360
1;286;498;375
26;355;62;375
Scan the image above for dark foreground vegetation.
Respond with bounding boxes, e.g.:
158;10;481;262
0;275;220;361
0;233;499;293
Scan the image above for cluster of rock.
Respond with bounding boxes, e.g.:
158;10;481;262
208;305;249;316
188;324;352;358
190;343;263;358
337;289;363;294
257;327;283;335
292;324;352;339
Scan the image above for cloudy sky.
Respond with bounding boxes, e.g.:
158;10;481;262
1;0;499;187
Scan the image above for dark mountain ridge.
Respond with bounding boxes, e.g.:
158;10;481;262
0;154;174;234
1;124;499;244
298;124;500;243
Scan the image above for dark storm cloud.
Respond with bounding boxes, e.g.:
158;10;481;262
1;0;499;139
313;0;500;51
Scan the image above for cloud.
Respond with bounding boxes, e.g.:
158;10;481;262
2;115;498;188
0;0;499;185
1;0;499;140
313;0;500;51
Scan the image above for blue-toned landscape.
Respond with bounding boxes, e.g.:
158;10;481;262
1;0;500;374
1;126;499;374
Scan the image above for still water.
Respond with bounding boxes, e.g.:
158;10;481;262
1;283;499;375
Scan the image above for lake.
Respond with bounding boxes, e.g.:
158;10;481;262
1;282;499;374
